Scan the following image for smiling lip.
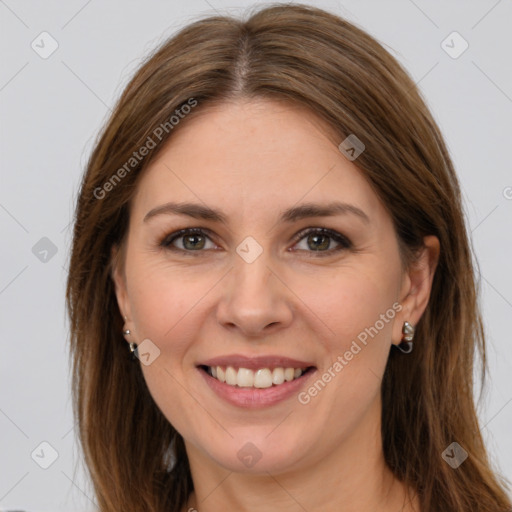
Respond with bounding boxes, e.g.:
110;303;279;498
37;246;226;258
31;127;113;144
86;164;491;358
196;353;317;409
198;354;315;370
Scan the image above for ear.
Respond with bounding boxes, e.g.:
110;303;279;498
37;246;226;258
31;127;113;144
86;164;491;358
110;244;132;334
392;235;440;345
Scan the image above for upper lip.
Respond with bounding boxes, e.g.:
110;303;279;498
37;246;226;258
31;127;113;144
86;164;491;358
198;354;316;370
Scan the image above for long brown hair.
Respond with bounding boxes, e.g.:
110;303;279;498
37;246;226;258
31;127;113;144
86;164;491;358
66;4;511;511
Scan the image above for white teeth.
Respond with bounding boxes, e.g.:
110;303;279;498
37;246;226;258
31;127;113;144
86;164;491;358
254;368;273;388
272;367;285;385
207;365;308;388
284;368;295;382
225;366;237;386
237;368;254;387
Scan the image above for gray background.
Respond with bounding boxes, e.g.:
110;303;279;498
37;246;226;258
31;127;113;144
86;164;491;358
1;0;511;510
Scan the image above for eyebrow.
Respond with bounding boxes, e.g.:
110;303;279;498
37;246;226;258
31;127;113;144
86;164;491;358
143;201;370;225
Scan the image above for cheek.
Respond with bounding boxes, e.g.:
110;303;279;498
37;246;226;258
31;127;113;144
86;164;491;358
294;274;397;434
297;266;398;353
127;258;215;345
125;262;213;436
295;267;398;403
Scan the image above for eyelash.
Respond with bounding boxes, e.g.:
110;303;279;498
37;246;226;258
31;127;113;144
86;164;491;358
159;227;352;257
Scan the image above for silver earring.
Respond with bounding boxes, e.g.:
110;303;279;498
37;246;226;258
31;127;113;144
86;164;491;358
123;324;137;360
129;341;137;360
396;321;415;353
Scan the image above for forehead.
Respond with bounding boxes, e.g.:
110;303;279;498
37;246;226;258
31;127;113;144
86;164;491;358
131;99;386;225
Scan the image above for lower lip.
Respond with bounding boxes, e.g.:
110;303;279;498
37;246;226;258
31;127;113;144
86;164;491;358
198;367;316;409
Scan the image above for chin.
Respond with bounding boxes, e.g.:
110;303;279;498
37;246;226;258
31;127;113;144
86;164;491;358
198;431;313;474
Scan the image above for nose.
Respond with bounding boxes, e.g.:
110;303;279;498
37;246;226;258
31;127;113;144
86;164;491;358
215;250;294;338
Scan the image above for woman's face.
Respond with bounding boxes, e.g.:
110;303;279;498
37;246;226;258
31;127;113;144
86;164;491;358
113;98;435;475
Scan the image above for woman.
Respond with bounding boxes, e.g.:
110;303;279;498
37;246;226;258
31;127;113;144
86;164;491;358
66;4;511;511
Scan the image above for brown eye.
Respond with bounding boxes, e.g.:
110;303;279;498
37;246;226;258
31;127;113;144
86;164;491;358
161;228;215;252
292;227;352;255
306;233;331;251
181;233;206;250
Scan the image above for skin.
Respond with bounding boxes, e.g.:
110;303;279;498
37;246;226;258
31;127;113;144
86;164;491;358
112;98;439;512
